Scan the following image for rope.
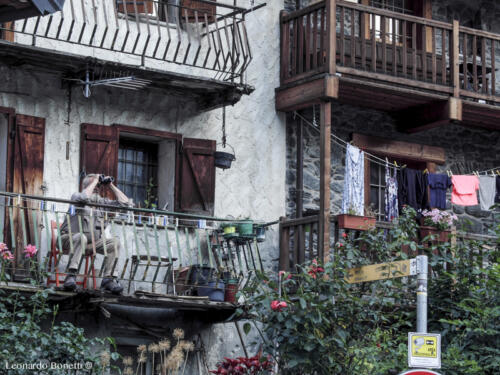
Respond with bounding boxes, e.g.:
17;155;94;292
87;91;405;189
294;110;500;176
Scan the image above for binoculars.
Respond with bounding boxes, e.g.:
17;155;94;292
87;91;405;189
98;175;114;185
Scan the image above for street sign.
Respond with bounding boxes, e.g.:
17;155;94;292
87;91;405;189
408;333;441;369
399;370;442;375
345;258;417;283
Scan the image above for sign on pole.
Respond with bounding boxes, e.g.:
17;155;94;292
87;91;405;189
346;258;417;284
408;333;441;369
399;370;442;375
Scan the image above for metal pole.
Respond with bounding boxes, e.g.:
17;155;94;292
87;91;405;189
416;255;428;333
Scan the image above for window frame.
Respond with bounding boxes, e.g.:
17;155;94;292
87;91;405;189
352;133;445;219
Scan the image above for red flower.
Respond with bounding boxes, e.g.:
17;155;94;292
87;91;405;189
338;243;344;247
342;232;347;238
271;300;288;311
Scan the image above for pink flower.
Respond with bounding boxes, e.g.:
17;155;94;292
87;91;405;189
0;242;7;252
278;270;292;280
270;300;288;312
342;232;347;238
1;251;14;261
23;244;37;258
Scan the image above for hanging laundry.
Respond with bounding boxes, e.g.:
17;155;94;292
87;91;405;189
342;144;364;216
428;173;451;210
478;175;496;210
397;168;429;212
451;175;479;206
384;162;398;222
496;176;500;204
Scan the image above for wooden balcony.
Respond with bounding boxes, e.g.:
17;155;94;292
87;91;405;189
276;0;500;132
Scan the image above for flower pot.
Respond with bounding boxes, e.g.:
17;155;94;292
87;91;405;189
254;225;266;242
215;151;236;169
198;279;225;301
221;223;238;239
238;220;254;239
189;265;216;286
419;226;451;242
337;214;376;230
224;279;239;303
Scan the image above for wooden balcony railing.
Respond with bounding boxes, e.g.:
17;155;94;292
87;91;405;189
279;214;497;272
280;0;500;104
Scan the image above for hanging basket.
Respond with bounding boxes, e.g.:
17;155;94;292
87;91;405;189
215;144;236;170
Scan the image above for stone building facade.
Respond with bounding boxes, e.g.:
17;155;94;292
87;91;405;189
283;1;500;235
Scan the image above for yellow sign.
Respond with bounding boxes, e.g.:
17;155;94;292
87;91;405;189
345;259;416;284
411;335;438;358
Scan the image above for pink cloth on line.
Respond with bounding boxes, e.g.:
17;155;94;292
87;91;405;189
451;175;479;206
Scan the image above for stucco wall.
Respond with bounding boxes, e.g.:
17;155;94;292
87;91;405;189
0;0;286;371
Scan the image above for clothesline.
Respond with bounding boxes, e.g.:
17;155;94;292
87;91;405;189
293;110;500;177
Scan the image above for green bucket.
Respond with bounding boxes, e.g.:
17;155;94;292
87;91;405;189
238;220;254;236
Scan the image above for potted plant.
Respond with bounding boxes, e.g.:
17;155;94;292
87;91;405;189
419;209;457;242
336;206;376;231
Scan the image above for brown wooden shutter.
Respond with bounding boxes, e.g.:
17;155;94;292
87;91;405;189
80;124;119;197
117;1;153;14
10;114;45;269
177;138;216;215
181;0;216;23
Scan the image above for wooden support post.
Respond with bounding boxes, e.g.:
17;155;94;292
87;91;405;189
319;101;331;263
296;118;304;218
279;217;290;272
450;20;460;98
326;0;337;74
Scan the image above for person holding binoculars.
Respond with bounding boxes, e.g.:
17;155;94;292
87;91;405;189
60;173;134;294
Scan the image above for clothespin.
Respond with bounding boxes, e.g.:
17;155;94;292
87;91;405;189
162;216;167;226
40;200;45;211
138;215;142;225
89;207;94;217
394;161;399;167
447;170;452;177
70;205;76;216
423;168;429;174
104;210;108;221
51;203;56;212
198;219;206;229
175;218;179;227
491;170;495;177
148;215;154;225
127;212;133;223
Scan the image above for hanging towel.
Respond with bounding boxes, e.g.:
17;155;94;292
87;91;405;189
397;168;429;212
478;176;496;210
384;162;398;222
451;175;479;206
342;144;364;216
428;173;451;209
496;176;500;204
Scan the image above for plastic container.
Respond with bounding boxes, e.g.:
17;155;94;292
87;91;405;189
224;279;239;303
198;279;225;301
238;220;254;237
255;225;266;242
189;265;216;286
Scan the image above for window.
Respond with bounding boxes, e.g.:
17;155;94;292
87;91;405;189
117;139;158;208
352;133;445;221
116;1;154;15
80;123;216;215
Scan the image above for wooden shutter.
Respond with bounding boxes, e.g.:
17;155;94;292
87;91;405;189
117;1;153;14
177;138;216;215
10;114;45;269
80;124;119;198
181;0;216;23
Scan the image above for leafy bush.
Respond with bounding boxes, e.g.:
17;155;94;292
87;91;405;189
238;207;499;375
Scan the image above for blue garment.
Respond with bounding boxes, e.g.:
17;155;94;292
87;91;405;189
384;163;398;222
342;144;364;216
428;173;451;209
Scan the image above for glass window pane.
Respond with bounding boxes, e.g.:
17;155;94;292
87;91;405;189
136;164;146;182
370;164;379;184
125;162;134;182
370;187;379;209
126;149;134;161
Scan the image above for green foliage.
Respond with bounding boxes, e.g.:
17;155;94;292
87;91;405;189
239;207;499;375
0;287;121;374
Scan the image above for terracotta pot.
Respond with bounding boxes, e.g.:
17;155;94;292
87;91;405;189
337;214;376;231
419;226;451;242
224;280;238;304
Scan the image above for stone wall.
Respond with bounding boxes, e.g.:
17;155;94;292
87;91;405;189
286;103;500;234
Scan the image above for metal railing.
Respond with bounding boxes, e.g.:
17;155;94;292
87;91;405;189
1;0;252;82
0;191;274;296
280;0;500;104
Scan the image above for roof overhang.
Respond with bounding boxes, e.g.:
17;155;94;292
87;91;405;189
0;0;65;22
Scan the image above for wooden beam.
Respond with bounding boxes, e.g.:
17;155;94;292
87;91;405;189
451;20;460;97
276;75;338;112
352;133;446;164
326;0;337;74
319;101;331;263
397;97;462;133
